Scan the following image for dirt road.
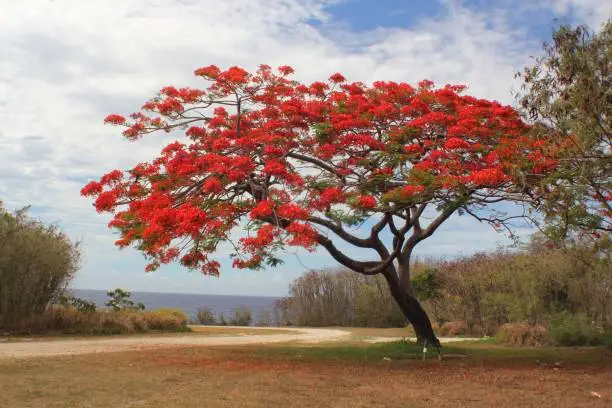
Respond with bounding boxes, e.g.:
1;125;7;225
0;327;477;359
0;327;350;359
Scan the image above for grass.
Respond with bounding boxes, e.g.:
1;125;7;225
1;340;611;407
346;326;417;338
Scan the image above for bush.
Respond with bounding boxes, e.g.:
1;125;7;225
496;323;549;347
105;288;145;311
438;321;469;337
230;306;253;326
353;283;405;328
217;313;229;326
195;307;216;325
0;204;80;331
58;295;97;313
547;312;605;346
3;307;190;335
145;308;189;331
421;238;611;336
603;326;612;349
256;308;273;326
287;268;404;327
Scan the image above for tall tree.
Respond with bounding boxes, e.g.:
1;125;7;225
82;65;556;346
516;21;611;240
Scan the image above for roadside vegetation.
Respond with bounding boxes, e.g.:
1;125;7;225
276;235;611;347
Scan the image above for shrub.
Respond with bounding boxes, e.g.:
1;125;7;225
547;312;604;346
256;308;273;326
217;313;229;326
438;321;469;336
58;295;97;313
354;283;405;328
422;239;611;336
287;268;404;327
0;204;80;331
3;307;189;335
496;323;549;347
195;307;216;325
603;326;612;349
105;288;145;311
230;306;253;326
145;308;189;331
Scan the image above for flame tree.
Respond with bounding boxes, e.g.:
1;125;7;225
82;65;558;346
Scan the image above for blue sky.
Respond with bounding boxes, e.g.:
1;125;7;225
1;0;609;296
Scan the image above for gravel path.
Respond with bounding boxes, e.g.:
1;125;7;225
0;327;479;360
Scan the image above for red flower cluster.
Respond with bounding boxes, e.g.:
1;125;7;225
83;64;558;275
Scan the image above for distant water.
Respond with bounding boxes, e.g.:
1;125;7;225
69;289;280;322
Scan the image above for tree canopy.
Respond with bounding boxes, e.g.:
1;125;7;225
82;65;562;345
82;65;554;276
517;21;611;240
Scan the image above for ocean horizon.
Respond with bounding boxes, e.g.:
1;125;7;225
69;289;281;322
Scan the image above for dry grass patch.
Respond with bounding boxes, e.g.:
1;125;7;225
347;326;416;338
1;342;611;408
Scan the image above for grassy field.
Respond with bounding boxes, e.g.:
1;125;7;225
1;339;610;408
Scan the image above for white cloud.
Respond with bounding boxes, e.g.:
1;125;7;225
541;0;611;28
0;0;606;294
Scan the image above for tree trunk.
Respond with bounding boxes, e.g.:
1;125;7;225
382;268;440;348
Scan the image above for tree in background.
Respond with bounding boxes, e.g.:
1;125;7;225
82;65;558;347
516;21;611;240
105;288;146;311
0;202;80;330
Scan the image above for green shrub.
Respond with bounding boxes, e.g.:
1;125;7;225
547;312;604;346
217;313;229;326
230;306;253;326
603;326;612;349
195;307;216;325
0;204;80;331
105;288;145;311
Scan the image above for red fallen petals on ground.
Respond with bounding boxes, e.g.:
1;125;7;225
83;64;560;275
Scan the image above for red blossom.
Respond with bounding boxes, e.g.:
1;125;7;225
80;181;103;196
356;195;377;209
194;65;221;78
277;203;309;220
468;168;508;186
444;137;470;150
278;65;295;75
103;114;126;125
203;177;223;193
329;73;346;83
250;200;274;219
263;160;287;176
402;185;425;196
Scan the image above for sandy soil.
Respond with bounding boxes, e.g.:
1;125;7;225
0;327;350;359
0;327;478;359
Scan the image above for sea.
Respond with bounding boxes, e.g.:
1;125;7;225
69;289;280;322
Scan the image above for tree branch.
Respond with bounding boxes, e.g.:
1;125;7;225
286;152;345;181
308;216;372;248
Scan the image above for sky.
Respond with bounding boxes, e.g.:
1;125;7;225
1;0;610;296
